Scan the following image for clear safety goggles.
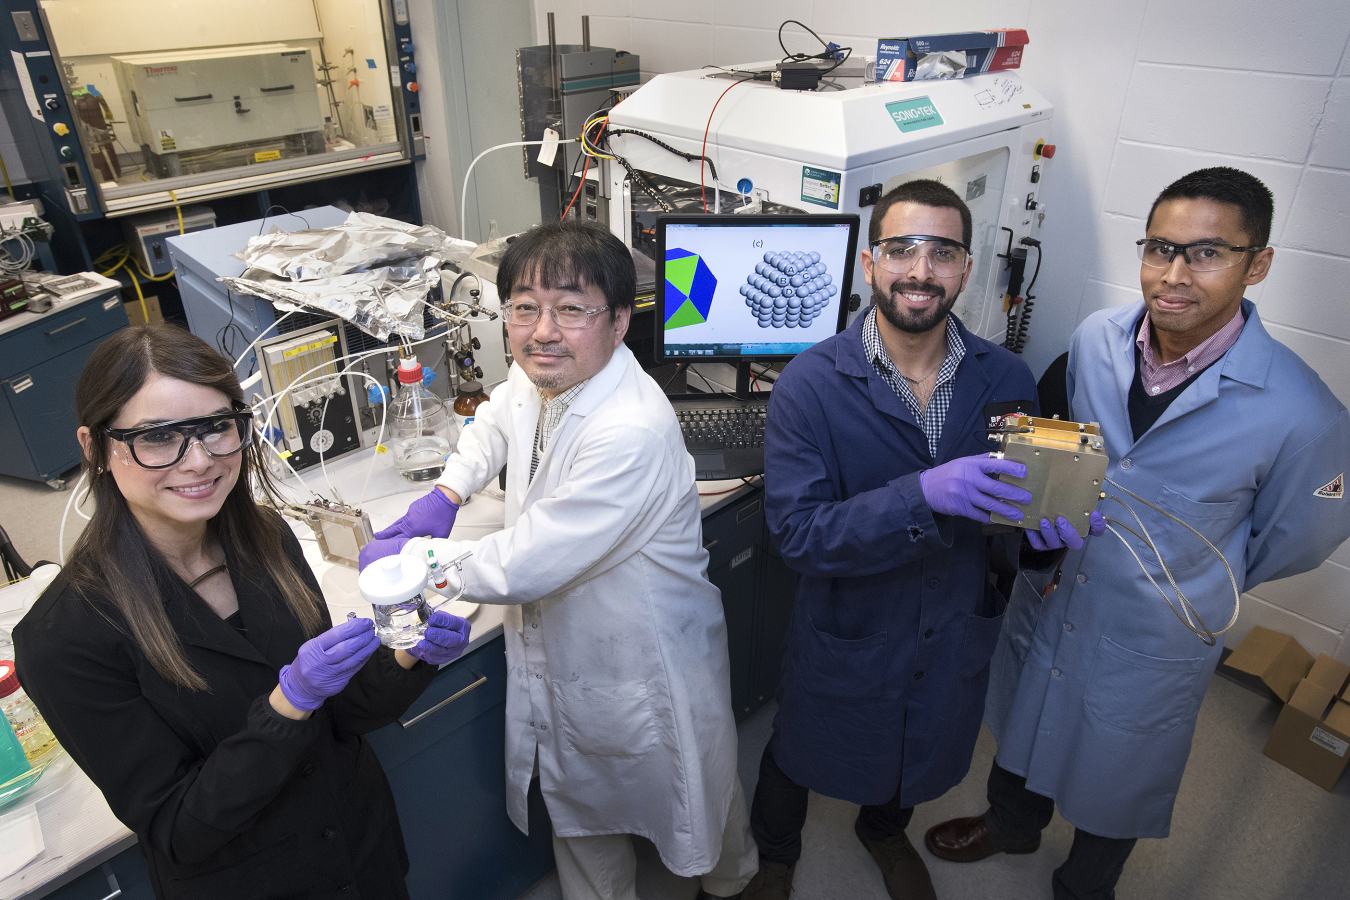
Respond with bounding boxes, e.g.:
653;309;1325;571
104;410;254;469
870;235;970;277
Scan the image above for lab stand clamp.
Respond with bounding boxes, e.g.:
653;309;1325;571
987;415;1109;536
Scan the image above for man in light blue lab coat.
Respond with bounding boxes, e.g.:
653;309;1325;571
926;167;1350;899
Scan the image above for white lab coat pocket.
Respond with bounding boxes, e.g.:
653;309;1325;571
552;680;660;758
1083;636;1205;735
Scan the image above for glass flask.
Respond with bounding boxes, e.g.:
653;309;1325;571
0;660;59;765
388;359;458;483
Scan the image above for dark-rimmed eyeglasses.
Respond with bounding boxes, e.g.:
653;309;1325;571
1136;238;1264;272
870;235;970;277
503;301;610;329
104;410;254;469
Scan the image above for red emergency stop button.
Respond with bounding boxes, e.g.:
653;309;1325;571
408;82;419;92
1041;143;1057;159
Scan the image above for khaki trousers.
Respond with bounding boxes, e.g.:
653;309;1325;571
551;781;758;900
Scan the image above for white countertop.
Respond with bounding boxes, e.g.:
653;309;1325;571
0;443;755;898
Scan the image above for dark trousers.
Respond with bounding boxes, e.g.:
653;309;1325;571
985;761;1137;900
749;737;913;866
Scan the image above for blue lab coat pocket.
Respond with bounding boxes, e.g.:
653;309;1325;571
1119;485;1240;572
799;615;889;700
960;588;1007;677
1083;636;1205;735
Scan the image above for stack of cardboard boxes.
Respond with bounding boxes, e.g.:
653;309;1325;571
1224;626;1350;790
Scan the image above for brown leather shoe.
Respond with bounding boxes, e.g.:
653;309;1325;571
740;861;795;900
855;818;936;900
924;814;1040;863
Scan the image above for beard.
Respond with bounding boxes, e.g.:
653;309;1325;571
521;342;573;392
873;278;960;335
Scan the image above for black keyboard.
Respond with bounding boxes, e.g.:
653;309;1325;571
668;394;769;480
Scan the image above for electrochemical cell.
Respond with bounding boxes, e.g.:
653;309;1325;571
743;251;836;328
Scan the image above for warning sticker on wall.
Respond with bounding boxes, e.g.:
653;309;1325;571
158;129;176;151
801;166;841;209
885;96;944;133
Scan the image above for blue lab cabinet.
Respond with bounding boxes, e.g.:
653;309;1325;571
0;287;126;486
366;634;557;900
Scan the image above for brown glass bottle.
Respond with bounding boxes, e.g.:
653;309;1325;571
453;380;489;431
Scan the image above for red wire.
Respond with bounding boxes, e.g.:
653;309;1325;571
560;154;591;222
701;80;749;213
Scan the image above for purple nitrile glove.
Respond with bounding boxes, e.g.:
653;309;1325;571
1027;510;1107;552
408;610;472;666
373;488;460;541
358;535;409;571
1028;510;1107;551
919;455;1033;524
278;617;381;711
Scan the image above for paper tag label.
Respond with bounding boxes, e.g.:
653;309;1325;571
376;444;388;454
255;150;282;163
1311;727;1349;757
373;104;393;120
390;64;401;89
10;375;34;394
537;127;561;167
12;51;43;121
102;297;119;311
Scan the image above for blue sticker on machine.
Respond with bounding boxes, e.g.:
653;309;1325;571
367;59;377;68
801;166;841;209
886;96;944;133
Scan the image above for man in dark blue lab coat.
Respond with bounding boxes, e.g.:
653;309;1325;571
741;180;1041;900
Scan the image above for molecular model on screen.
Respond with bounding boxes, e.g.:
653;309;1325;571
740;251;837;328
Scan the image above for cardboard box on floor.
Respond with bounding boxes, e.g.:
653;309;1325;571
123;293;163;326
1225;626;1350;791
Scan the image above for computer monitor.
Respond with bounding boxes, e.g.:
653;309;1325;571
655;213;860;392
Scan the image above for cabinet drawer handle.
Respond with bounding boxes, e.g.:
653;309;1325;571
703;539;718;550
399;672;487;728
99;861;122;899
46;317;87;335
174;94;213;102
259;84;295;92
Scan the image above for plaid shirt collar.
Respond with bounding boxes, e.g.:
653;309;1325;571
860;307;965;458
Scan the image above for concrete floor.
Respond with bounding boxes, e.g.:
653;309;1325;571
518;675;1350;900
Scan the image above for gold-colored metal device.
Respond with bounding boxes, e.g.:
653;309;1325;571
988;415;1109;536
294;499;374;570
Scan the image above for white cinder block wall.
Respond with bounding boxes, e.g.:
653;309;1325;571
534;0;1350;660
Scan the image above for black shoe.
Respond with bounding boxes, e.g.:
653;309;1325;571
695;891;743;900
854;817;937;900
739;861;795;900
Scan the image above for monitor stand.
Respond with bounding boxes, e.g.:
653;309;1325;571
735;361;753;396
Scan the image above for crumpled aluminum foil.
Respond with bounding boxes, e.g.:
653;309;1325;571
219;212;476;341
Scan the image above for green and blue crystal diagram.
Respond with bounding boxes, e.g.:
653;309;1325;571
664;249;718;329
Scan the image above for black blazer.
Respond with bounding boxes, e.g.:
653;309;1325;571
14;517;438;899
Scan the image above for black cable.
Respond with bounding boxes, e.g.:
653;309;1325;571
216;287;249;365
777;19;852;76
605;128;719;182
660;362;689;393
1013;244;1042;355
258;205;310;237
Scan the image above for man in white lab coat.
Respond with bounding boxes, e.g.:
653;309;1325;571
360;220;757;900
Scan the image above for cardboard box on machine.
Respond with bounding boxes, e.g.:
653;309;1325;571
875;29;1028;83
1227;627;1350;791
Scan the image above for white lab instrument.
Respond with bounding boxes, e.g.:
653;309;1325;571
112;44;325;178
605;66;1055;343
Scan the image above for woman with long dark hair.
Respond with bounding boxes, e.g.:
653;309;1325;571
14;324;469;899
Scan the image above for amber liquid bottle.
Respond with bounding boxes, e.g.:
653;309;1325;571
454;380;489;433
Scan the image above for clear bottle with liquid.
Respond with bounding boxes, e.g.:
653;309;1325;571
389;358;458;483
0;660;59;766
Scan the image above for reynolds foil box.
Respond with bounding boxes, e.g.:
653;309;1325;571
876;29;1028;83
